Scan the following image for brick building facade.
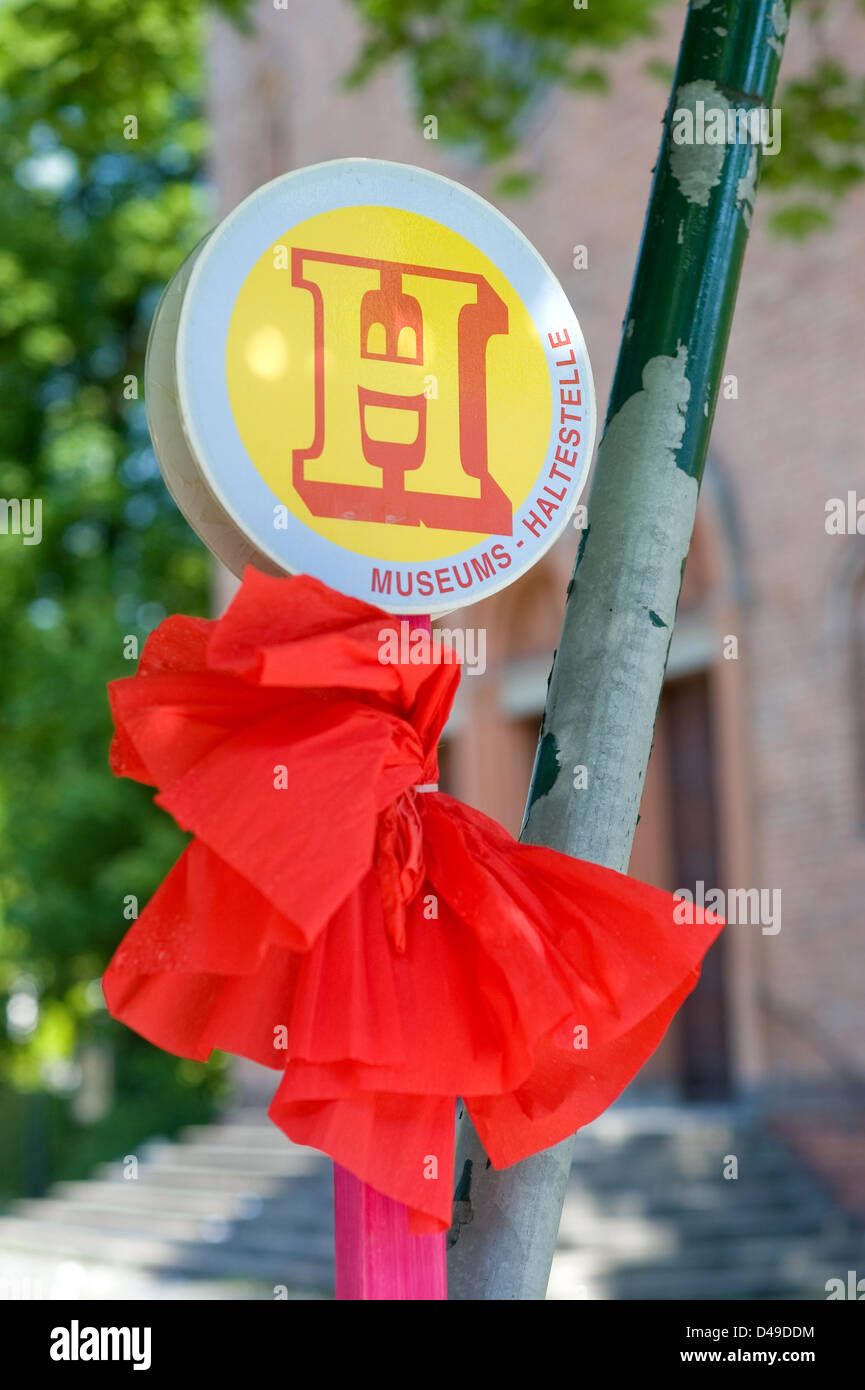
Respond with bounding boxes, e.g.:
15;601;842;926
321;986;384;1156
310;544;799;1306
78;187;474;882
209;0;865;1103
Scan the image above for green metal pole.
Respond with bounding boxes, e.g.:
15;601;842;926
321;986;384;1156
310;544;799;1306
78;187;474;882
448;0;790;1300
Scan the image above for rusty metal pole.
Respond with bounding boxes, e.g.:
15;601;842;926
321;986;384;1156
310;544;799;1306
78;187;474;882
448;0;790;1300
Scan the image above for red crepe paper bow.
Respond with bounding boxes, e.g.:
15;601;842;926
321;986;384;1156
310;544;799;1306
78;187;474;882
104;567;722;1234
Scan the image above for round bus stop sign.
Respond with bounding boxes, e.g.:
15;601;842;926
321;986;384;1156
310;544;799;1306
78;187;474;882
146;158;596;614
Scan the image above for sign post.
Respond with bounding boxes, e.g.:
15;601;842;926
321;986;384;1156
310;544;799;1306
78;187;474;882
144;157;596;1299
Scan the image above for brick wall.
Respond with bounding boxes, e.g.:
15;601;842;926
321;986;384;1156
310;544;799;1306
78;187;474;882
208;0;865;1086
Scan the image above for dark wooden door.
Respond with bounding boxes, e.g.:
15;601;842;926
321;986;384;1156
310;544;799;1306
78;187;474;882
663;673;731;1100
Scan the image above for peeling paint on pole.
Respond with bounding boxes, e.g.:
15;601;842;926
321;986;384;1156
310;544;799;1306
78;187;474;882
528;729;561;809
737;147;759;228
522;347;697;867
767;1;789;58
670;81;732;208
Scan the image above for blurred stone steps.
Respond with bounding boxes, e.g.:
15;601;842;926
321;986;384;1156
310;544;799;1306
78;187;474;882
545;1106;864;1300
0;1102;862;1299
549;1250;846;1301
563;1173;827;1211
8;1199;243;1244
569;1204;842;1242
6;1196;333;1251
0;1112;334;1296
135;1144;322;1174
49;1182;265;1218
558;1222;853;1270
0;1214;334;1285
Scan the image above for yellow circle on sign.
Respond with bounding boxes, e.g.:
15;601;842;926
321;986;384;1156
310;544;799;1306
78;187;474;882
225;204;552;563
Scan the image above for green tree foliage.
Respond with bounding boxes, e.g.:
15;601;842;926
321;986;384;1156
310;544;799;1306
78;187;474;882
760;56;865;237
346;0;865;226
0;0;243;1197
347;0;671;164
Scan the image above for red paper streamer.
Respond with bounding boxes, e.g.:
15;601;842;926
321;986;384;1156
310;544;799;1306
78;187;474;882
104;567;722;1234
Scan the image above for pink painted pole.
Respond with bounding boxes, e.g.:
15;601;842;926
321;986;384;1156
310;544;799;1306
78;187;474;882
333;1164;447;1300
333;612;447;1300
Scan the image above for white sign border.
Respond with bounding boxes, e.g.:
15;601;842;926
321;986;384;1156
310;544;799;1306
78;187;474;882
176;157;596;615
